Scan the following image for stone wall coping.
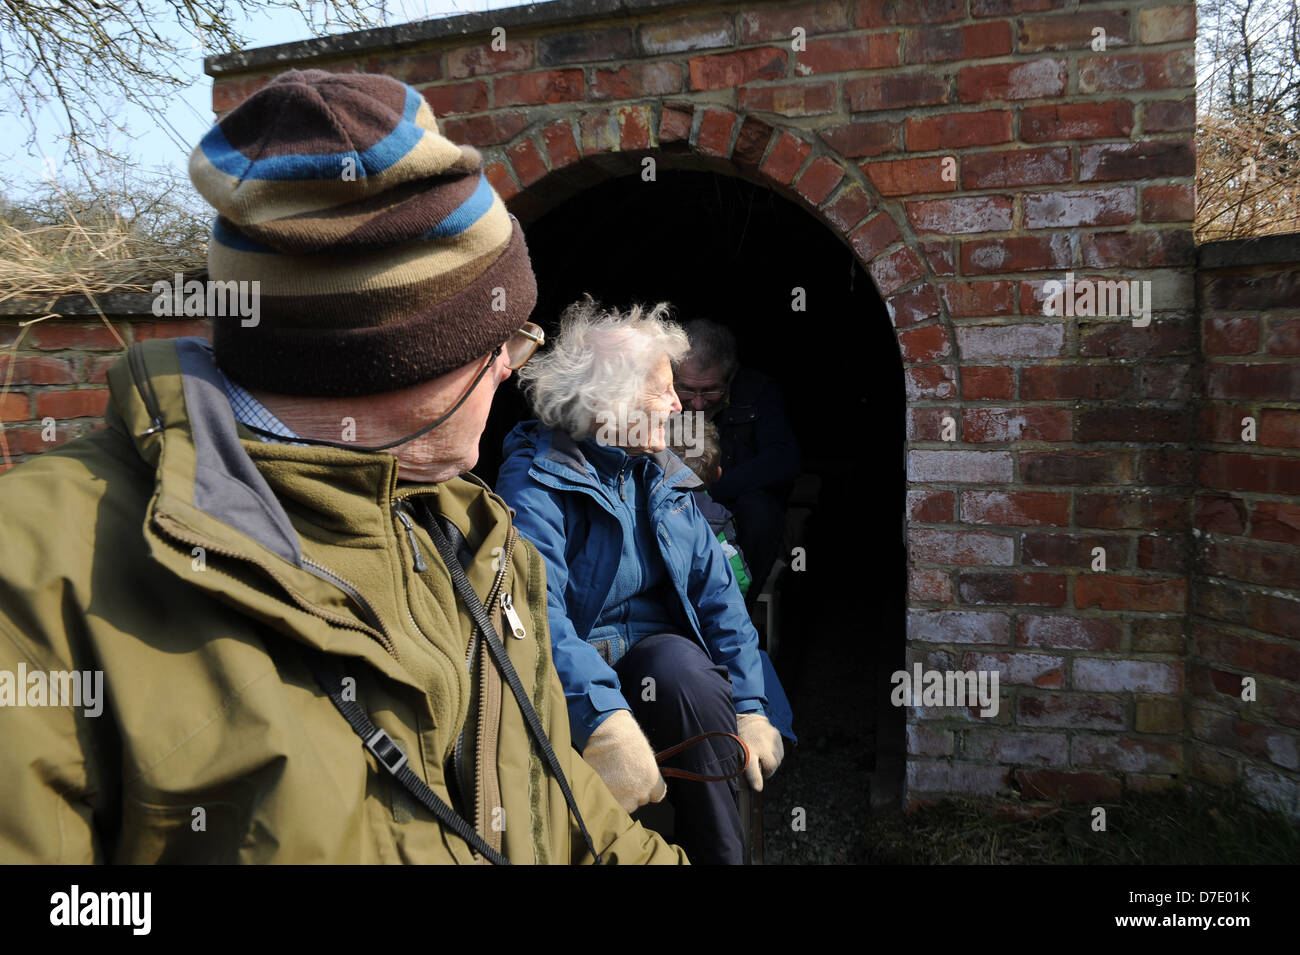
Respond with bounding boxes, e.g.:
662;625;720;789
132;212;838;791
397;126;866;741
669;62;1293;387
1198;231;1300;270
205;0;718;75
0;292;159;319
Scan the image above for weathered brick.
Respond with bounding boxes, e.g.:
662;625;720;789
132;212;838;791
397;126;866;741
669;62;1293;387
1022;533;1128;568
960;234;1070;274
923;240;957;276
908;761;1009;795
910;568;954;601
1024;188;1136;228
957;323;1065;359
819;121;898;158
966;729;1067;764
1074;658;1183;694
800;34;900;73
730;115;772;170
886;284;943;329
441;112;529;146
908;609;1012;644
958;572;1067;606
1206;362;1299;400
863;157;957;197
1266;318;1300;355
1203;316;1259;355
1077;492;1188;530
823;186;876;233
618;105;654;152
1017;695;1125;730
869;248;928;295
541;121;580;169
1143;97;1195;132
1020;101;1134;141
905;364;958;399
940;281;1016;317
795;158;847;205
688;47;786;91
483;162;519;201
1201;540;1300;590
1196;492;1247;534
28;322;123;351
741;1;849;41
903;22;1012;63
957;58;1067;102
858;0;964;27
962;408;1071;443
658;102;693;145
506;137;548;187
962;147;1070;190
962;651;1065;688
1075;576;1187;613
590;62;682;100
906;110;1013;150
1073;734;1181;773
1080;142;1195;182
961;490;1070;526
1198;452;1300;495
0;355;78;385
760;133;813;185
962;366;1015;399
1078;50;1196;92
494;69;583;107
1259;410;1300;450
1138;5;1197;43
907;196;1013;235
1079;315;1194;357
1019;614;1122;650
898;323;950;363
0;392;31;422
906;723;956;758
908;489;955;522
1137;533;1188;572
1021;364;1132;400
910;528;1016;565
421;80;489;116
33;388;109;419
537;28;633;65
846;72;949;111
695;108;739;158
849;212;906;266
1132;618;1184;653
1141;183;1195;221
1075;407;1190;443
1021;449;1132;485
639;13;735;54
1018;11;1130;52
445;41;532;78
1016;768;1123;803
738;81;836;116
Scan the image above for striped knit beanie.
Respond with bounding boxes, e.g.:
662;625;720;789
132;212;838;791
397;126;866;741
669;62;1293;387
188;69;536;396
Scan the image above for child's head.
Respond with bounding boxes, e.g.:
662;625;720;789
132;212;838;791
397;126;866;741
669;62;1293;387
669;414;722;487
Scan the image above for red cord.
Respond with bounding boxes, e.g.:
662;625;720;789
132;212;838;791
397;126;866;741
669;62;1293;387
655;732;750;783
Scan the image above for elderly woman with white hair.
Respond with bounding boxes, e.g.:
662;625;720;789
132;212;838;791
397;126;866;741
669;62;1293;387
496;296;784;865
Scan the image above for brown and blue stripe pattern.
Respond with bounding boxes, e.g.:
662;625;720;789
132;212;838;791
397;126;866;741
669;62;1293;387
189;69;537;397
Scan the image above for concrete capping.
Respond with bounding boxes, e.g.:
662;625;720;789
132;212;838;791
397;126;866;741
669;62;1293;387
0;292;160;318
1198;231;1300;270
205;0;721;75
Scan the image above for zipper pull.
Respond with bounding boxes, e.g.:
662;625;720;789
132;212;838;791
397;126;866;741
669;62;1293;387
500;592;526;639
394;504;428;573
618;466;627;502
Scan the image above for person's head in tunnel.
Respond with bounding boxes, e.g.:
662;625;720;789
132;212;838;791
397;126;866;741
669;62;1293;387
675;319;739;417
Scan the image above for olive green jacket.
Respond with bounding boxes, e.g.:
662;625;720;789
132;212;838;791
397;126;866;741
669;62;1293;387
0;337;685;864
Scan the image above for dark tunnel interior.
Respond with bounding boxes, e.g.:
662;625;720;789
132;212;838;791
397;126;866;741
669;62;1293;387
478;169;907;851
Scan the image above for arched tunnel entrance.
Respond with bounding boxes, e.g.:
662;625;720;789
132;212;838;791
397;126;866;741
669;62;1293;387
479;168;906;862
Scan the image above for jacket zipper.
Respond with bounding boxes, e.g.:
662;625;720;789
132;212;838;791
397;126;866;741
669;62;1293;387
393;503;429;573
128;345;165;436
152;513;398;659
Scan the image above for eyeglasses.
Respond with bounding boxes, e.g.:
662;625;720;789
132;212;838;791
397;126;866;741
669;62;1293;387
504;322;545;370
677;386;725;402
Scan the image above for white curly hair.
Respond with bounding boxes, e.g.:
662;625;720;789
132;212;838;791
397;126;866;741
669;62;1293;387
516;294;690;441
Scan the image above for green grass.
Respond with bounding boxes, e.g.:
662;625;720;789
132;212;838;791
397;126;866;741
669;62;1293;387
864;783;1300;864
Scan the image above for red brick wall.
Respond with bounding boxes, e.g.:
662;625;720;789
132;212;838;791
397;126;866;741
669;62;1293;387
1190;242;1300;813
0;308;209;471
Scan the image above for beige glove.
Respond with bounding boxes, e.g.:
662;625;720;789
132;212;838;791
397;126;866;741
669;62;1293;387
581;710;668;813
737;713;784;792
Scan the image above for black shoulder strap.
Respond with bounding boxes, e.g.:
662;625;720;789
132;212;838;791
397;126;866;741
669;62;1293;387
301;649;509;866
416;505;604;866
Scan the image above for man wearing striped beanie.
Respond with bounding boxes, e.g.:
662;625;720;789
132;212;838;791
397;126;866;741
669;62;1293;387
0;68;685;865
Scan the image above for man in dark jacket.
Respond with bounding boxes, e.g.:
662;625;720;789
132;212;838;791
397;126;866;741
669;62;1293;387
676;320;801;597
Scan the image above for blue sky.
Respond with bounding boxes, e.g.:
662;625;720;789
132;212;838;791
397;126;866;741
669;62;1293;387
0;0;523;198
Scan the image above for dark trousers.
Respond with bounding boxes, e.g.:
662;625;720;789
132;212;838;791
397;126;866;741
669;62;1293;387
615;632;744;865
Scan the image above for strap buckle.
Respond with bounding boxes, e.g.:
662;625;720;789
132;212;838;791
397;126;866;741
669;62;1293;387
366;728;408;775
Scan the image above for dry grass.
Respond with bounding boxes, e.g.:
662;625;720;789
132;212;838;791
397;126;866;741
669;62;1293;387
865;783;1300;865
1196;108;1300;243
